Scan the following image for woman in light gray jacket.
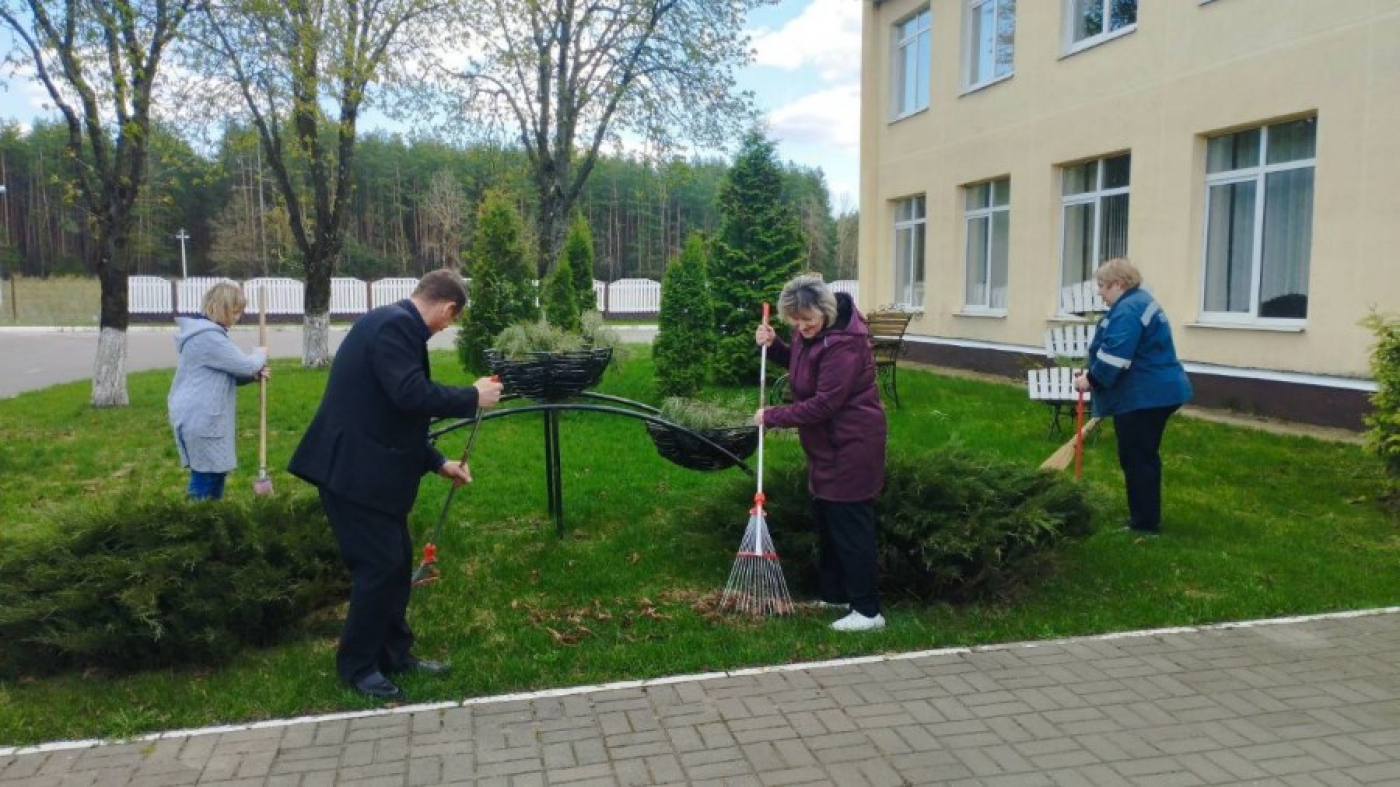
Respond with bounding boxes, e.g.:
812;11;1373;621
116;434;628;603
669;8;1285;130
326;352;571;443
168;282;268;500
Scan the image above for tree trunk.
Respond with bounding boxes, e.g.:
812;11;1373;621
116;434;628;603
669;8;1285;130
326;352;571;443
92;327;129;407
303;311;330;368
92;235;130;407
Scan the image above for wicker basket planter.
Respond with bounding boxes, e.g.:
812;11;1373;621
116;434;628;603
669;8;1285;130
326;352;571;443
485;347;613;401
645;422;758;472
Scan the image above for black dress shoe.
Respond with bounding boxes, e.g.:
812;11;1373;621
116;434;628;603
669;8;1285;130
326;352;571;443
352;672;404;700
403;656;450;675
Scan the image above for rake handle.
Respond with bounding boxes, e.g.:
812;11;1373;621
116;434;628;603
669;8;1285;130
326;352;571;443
258;284;268;474
1074;389;1085;480
757;302;769;498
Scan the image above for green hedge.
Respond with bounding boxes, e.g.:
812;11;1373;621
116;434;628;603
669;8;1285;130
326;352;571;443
0;494;345;677
728;448;1094;602
1364;312;1400;510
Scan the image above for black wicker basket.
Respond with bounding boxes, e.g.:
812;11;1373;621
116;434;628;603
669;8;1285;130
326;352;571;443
485;347;612;401
645;422;758;472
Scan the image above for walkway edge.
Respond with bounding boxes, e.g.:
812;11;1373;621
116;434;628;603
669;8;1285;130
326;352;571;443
5;604;1398;757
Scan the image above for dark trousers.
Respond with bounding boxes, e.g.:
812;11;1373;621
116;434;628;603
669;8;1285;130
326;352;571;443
1113;405;1179;532
320;488;415;685
812;498;881;617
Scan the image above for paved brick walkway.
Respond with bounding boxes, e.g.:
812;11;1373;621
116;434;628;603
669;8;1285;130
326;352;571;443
3;609;1400;786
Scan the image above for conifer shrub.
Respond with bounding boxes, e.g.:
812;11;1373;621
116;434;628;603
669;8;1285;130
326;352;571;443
544;255;582;333
706;448;1094;602
654;233;716;397
710;130;805;386
563;213;597;316
0;494;345;677
1363;312;1400;510
458;190;540;374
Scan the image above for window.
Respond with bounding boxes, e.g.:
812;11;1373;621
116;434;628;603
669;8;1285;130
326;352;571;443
893;7;932;118
964;179;1010;311
1067;0;1136;50
964;0;1015;90
1060;153;1130;292
893;196;926;309
1201;117;1316;322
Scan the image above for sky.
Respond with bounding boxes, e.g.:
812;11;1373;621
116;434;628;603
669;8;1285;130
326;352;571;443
0;0;861;209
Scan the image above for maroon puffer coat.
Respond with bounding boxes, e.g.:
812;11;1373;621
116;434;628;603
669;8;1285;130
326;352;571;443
763;293;887;502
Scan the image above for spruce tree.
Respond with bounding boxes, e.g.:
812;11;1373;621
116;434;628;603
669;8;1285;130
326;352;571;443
654;233;716;397
457;190;540;373
563;212;597;315
710;130;806;385
543;255;582;333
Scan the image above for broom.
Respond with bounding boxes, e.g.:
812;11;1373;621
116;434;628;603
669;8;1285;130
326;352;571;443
1040;387;1100;475
252;284;274;496
719;303;793;617
412;387;491;587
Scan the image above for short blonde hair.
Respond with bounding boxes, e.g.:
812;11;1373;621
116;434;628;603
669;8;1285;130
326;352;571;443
1095;258;1143;290
777;273;838;326
203;282;247;326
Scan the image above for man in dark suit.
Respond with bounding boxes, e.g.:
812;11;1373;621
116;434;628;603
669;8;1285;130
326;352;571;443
290;269;503;700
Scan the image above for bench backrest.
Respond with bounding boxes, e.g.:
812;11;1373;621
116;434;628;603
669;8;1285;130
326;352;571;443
1045;324;1094;360
1027;367;1090;403
866;309;915;365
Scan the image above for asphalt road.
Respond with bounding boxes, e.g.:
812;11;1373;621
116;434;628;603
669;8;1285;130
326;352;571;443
0;325;656;399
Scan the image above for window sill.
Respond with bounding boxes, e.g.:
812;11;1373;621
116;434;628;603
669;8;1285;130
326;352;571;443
1185;321;1305;333
1061;25;1137;59
960;72;1014;97
955;309;1007;319
889;106;930;125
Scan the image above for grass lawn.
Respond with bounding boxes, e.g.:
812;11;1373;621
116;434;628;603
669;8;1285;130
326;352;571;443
0;350;1395;745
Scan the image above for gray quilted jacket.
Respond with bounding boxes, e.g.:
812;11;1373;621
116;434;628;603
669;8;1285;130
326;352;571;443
168;317;267;473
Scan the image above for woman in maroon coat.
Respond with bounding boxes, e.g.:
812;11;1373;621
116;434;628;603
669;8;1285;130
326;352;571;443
755;274;888;632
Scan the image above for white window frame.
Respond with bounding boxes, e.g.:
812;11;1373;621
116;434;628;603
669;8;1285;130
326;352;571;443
893;196;926;311
962;178;1010;313
962;0;1015;93
1058;153;1131;310
1198;121;1316;327
1064;0;1137;55
891;7;932;120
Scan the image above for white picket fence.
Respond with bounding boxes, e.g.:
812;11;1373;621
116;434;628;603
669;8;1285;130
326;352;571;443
127;275;858;319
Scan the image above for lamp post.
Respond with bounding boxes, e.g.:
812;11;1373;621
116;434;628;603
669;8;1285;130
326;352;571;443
175;228;189;279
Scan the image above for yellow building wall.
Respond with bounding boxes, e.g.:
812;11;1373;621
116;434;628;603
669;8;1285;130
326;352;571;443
860;0;1400;379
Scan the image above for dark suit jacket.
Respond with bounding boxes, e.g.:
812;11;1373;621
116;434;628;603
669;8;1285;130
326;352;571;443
289;300;480;516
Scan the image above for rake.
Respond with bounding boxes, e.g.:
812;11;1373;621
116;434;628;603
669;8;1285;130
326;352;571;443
253;284;274;496
412;407;487;587
719;302;793;617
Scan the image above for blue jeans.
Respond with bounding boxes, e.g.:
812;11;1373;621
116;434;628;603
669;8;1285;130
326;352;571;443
188;471;227;500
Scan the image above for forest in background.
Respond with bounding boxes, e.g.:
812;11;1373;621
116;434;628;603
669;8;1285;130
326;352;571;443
0;121;859;285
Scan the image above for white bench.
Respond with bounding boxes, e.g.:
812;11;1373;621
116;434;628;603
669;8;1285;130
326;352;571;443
1027;367;1091;438
1044;323;1093;361
1059;280;1106;317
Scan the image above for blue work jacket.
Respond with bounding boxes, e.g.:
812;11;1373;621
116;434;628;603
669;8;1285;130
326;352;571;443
1085;286;1193;418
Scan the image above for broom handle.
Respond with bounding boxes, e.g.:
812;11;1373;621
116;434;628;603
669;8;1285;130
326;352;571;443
757;302;769;498
1074;388;1085;480
258;284;268;473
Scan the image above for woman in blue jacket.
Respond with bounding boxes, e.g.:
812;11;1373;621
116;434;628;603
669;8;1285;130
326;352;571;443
1073;259;1192;535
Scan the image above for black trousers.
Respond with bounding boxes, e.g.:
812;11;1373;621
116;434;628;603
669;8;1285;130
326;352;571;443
812;498;881;617
320;488;415;685
1112;405;1179;532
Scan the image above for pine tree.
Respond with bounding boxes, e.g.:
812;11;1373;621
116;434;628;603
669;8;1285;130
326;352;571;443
654;233;716;397
710;130;806;385
457;190;540;373
544;255;582;333
563;212;597;315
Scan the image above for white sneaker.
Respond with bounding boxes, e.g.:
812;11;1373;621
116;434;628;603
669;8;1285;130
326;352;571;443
831;611;886;632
